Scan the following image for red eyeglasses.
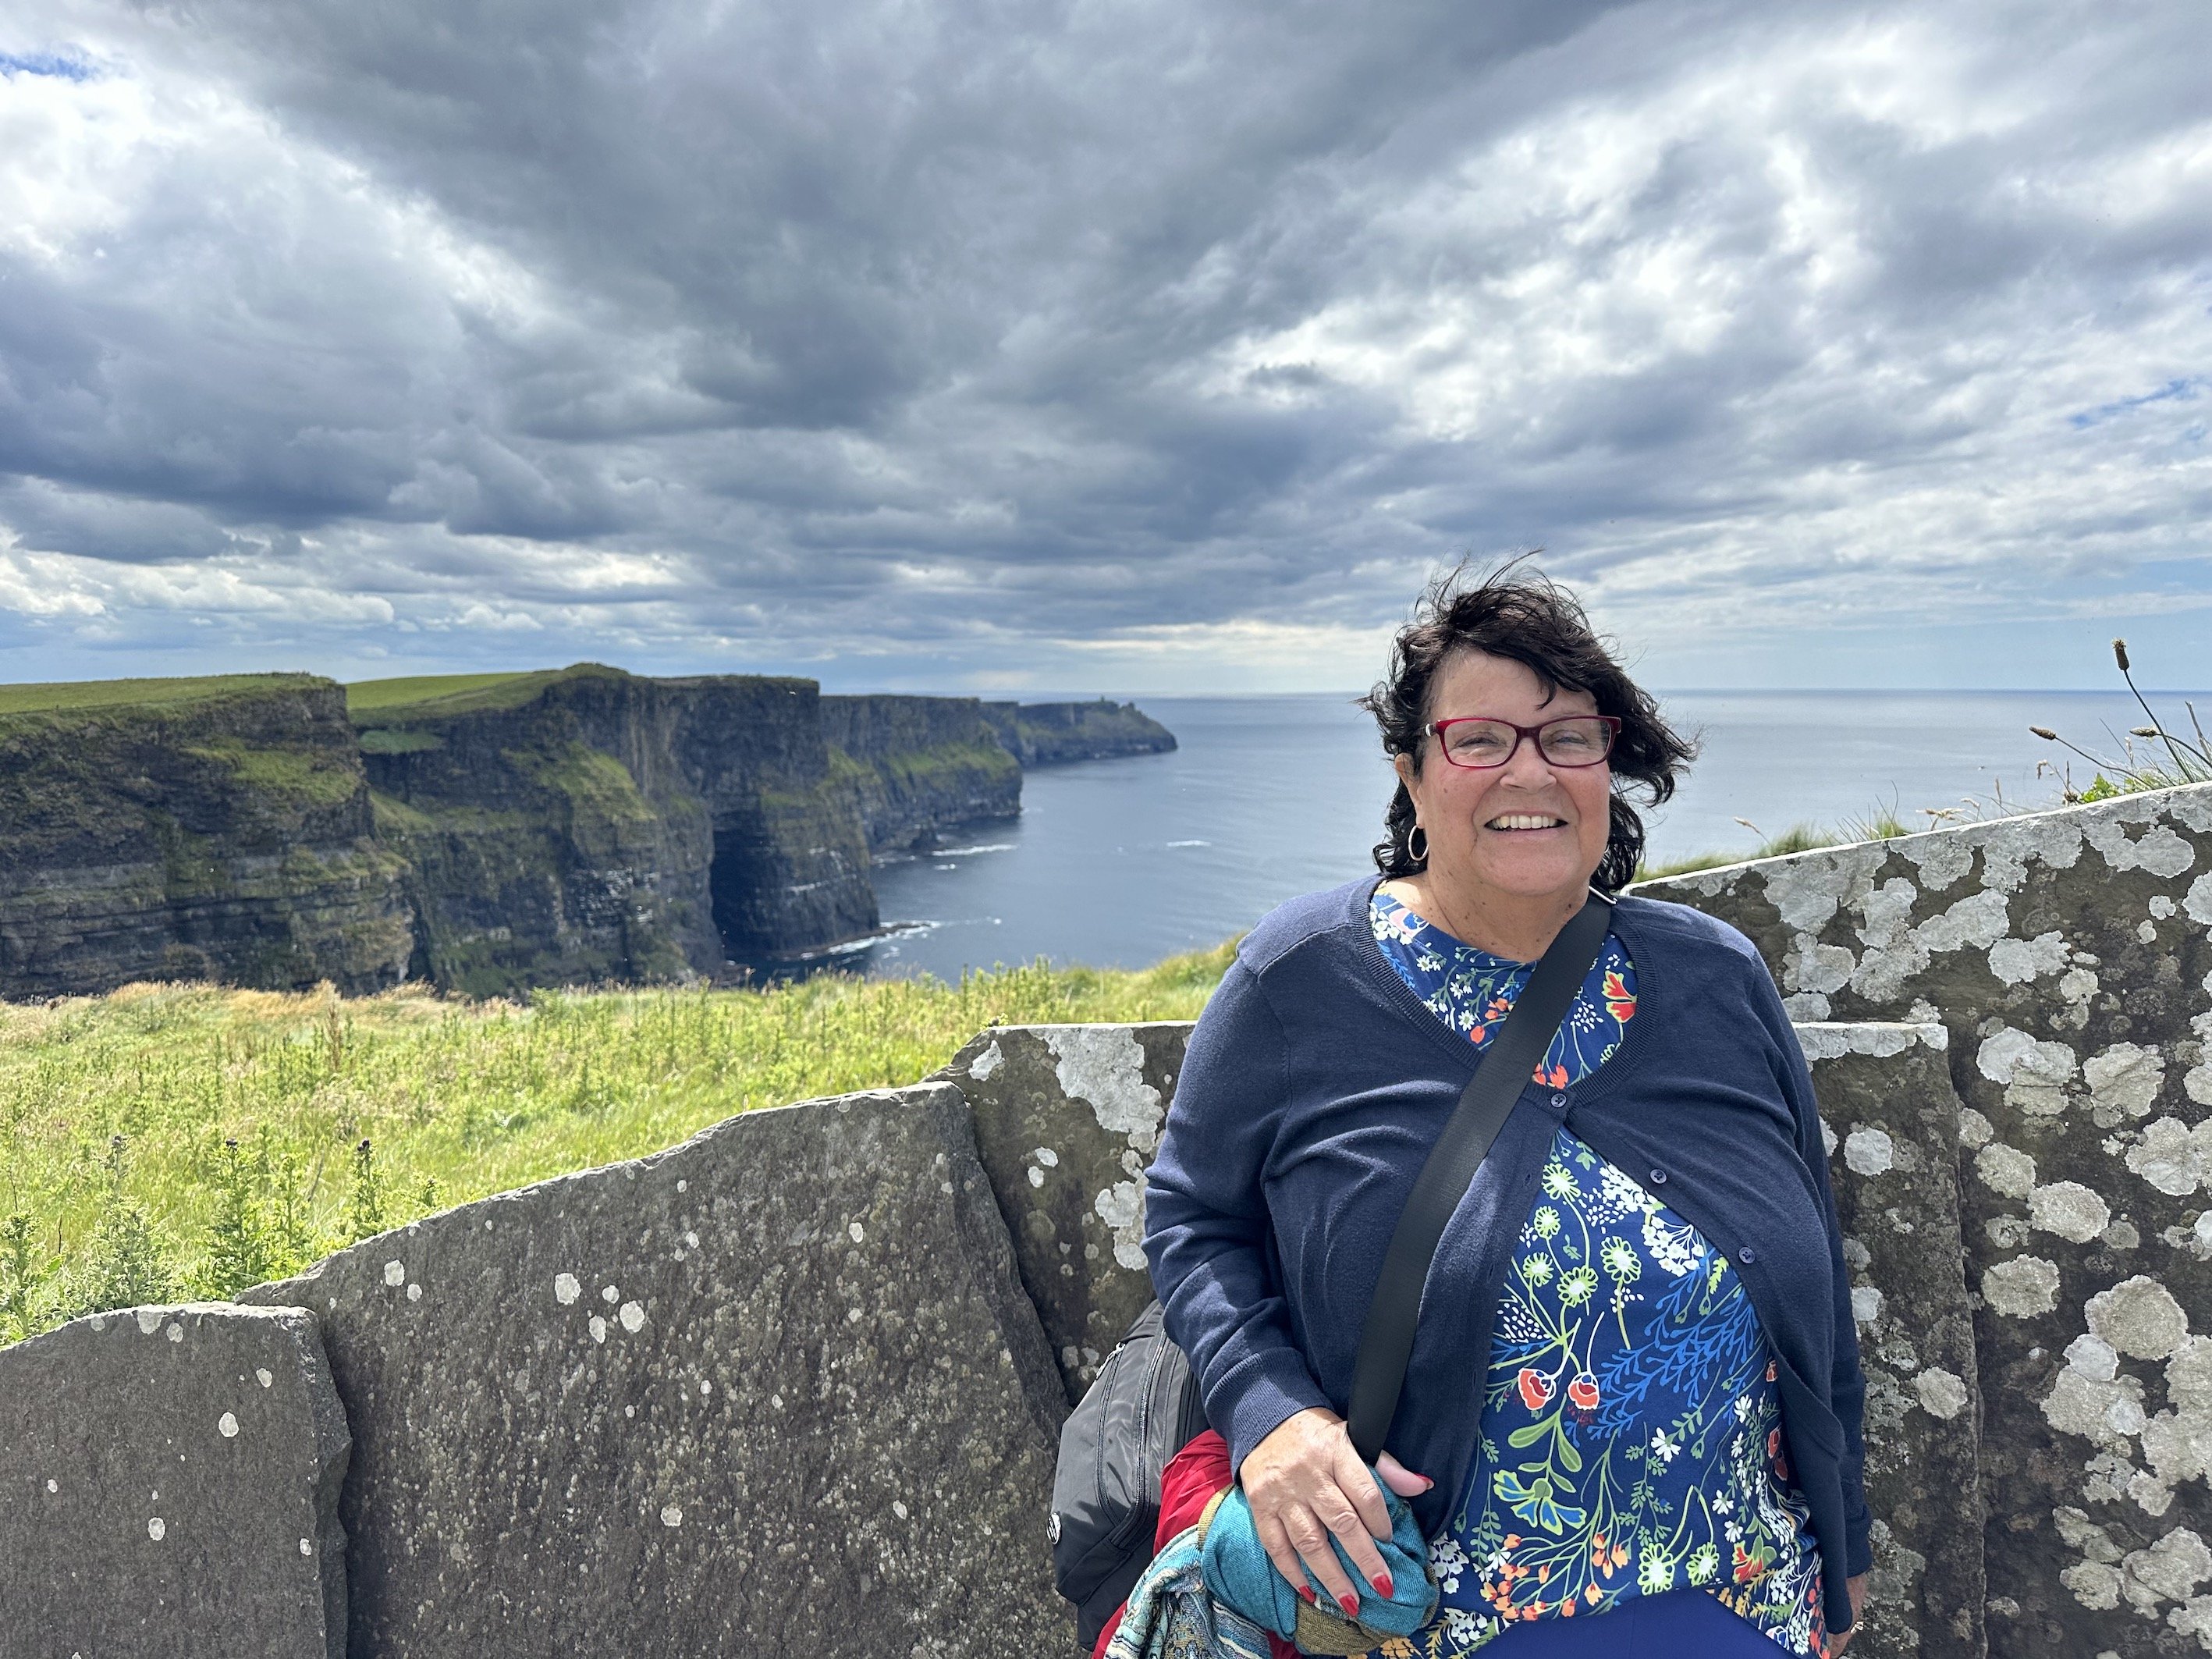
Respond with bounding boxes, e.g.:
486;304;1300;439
1425;715;1621;769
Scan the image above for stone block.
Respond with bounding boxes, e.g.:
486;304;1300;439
1801;1022;1983;1659
0;1301;348;1659
241;1082;1070;1658
1642;785;2212;1657
936;1022;1193;1401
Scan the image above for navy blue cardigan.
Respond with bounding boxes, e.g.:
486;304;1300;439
1142;878;1873;1634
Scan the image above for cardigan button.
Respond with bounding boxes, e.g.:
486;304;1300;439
1648;1167;1667;1185
1550;1092;1568;1110
1738;1245;1759;1264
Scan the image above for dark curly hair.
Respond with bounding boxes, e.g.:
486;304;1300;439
1358;560;1695;893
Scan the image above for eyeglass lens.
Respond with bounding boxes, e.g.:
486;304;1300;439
1440;718;1613;767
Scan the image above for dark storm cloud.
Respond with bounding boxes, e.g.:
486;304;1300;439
0;478;235;563
0;0;2207;684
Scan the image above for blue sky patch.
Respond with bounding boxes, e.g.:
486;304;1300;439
2072;377;2205;430
0;50;96;81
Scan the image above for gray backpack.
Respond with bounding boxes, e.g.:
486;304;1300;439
1049;1298;1207;1649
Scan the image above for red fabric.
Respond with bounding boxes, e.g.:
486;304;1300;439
1091;1431;1298;1659
1156;1430;1236;1549
1092;1604;1123;1659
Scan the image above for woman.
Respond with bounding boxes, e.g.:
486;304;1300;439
1142;568;1871;1658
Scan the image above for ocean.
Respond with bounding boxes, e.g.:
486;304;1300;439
853;689;2207;982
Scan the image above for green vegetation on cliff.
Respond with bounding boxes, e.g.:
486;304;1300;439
0;673;416;999
0;943;1234;1345
343;669;552;719
5;665;1181;1003
982;698;1177;765
511;741;661;822
0;673;325;716
182;737;365;808
818;693;1026;852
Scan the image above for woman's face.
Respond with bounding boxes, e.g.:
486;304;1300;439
1395;649;1613;905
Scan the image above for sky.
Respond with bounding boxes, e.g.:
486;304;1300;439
0;0;2207;695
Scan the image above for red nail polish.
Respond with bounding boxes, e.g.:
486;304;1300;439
1298;1586;1316;1604
1374;1573;1394;1597
1338;1593;1358;1616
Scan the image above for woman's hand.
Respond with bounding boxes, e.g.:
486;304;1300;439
1829;1573;1869;1654
1239;1406;1432;1617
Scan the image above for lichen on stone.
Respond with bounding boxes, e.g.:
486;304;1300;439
2128;1117;2212;1198
1983;1253;2061;1316
2088;1276;2192;1362
1976;1142;2037;1200
2031;1181;2114;1244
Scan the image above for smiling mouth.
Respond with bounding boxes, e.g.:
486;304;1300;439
1485;814;1568;832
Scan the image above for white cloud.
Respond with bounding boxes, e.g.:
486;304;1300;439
0;0;2205;690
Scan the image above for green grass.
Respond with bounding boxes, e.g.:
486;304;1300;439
356;727;445;755
870;740;1023;788
0;673;325;717
183;741;363;807
343;668;567;719
0;943;1234;1345
511;741;659;820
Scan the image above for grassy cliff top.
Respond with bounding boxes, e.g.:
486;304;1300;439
0;940;1234;1347
349;663;824;723
0;673;329;717
345;663;629;721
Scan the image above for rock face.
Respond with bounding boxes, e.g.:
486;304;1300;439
238;1082;1070;1659
819;694;1022;854
666;674;885;962
0;675;414;998
0;1300;350;1659
1639;783;2212;1659
1;667;1183;1000
934;1023;1189;1401
356;666;876;990
982;699;1177;766
1797;1022;1983;1659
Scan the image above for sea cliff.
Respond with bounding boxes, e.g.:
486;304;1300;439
0;675;413;997
818;694;1022;853
0;668;1177;1000
352;666;879;994
982;697;1177;766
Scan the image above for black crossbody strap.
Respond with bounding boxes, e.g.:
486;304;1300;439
1344;892;1614;1464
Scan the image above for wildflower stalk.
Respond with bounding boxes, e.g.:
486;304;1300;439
2114;638;2205;780
2029;726;2153;787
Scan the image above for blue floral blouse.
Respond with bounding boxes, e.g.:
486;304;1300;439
1368;890;1827;1658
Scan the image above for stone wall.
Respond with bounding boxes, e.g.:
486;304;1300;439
13;787;2211;1655
0;1014;2050;1657
1639;781;2212;1658
1797;1022;1984;1659
0;1301;350;1658
233;1081;1067;1659
931;1022;1188;1401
